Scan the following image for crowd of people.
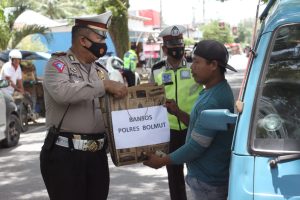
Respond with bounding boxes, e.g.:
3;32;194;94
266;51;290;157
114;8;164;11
0;10;236;200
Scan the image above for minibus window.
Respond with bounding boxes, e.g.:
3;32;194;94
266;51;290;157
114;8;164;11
252;24;300;153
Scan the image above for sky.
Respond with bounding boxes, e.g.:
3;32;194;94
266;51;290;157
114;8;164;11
129;0;262;26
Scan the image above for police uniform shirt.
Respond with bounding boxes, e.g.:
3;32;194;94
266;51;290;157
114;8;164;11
150;59;191;83
43;49;108;134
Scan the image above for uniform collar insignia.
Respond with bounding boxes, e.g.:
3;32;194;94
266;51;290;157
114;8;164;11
181;59;187;66
165;59;187;70
68;55;75;61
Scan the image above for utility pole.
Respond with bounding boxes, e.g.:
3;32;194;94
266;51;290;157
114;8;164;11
160;0;162;30
203;0;205;23
159;0;163;59
192;6;196;27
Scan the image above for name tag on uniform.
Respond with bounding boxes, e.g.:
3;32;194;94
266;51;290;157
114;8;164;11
180;70;191;79
162;73;173;85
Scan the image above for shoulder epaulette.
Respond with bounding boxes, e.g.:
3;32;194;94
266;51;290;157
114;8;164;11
95;62;108;73
182;59;187;67
51;51;67;57
152;60;166;72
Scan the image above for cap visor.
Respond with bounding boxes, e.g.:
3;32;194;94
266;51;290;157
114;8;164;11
164;39;184;46
89;28;107;38
226;64;237;72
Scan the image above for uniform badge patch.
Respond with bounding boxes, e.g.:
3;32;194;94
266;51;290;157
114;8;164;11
52;60;65;73
97;70;105;80
162;73;173;85
180;70;191;79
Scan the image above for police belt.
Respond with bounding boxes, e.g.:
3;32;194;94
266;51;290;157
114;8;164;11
55;132;106;152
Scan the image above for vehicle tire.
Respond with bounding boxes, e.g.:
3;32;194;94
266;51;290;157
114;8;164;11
1;114;21;148
19;102;29;132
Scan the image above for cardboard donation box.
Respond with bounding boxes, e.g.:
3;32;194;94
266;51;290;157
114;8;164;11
100;85;170;166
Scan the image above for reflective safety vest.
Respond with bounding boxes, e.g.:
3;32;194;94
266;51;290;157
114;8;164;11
153;62;203;130
123;50;137;72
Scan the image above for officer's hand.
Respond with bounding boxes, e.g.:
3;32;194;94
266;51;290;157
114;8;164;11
103;80;128;98
165;99;180;116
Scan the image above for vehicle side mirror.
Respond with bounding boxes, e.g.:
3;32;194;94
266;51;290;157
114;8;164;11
0;79;9;88
199;109;237;131
112;60;120;69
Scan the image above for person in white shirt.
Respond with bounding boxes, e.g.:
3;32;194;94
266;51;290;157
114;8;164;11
0;49;24;96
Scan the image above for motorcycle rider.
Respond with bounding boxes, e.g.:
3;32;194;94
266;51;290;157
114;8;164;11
0;49;24;96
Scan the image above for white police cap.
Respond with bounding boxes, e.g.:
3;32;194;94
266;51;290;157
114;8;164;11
74;11;112;38
158;25;186;46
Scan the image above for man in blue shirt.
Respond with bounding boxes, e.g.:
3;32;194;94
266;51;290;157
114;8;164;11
144;40;237;200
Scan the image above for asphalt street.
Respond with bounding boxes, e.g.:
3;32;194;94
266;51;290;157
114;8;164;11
0;123;190;200
0;54;248;200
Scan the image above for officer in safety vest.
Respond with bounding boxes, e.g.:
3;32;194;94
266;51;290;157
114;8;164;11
151;25;203;200
40;11;127;200
123;43;138;87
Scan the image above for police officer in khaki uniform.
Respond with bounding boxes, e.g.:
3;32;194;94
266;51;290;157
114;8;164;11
40;11;127;200
150;25;203;200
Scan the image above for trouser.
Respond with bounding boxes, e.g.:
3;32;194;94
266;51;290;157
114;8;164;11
186;175;228;200
40;139;110;200
123;69;135;87
166;129;188;200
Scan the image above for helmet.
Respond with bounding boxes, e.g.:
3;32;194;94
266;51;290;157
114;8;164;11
9;49;22;59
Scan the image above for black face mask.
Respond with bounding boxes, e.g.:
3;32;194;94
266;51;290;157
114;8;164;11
167;47;185;60
84;37;107;58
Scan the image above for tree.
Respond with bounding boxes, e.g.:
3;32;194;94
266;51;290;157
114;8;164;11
0;0;11;49
0;2;51;50
17;35;48;51
184;37;196;47
30;0;87;19
201;20;234;44
236;18;254;46
88;0;129;58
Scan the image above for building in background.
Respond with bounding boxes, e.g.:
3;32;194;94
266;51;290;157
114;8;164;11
13;10;116;77
128;11;161;66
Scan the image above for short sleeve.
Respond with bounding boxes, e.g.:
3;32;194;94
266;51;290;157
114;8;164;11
2;64;11;77
17;68;22;80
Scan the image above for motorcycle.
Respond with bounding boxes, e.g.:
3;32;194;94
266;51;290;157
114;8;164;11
13;91;38;132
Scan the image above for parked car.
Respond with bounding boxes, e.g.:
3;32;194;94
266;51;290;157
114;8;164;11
199;0;300;199
97;56;141;85
0;79;21;147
